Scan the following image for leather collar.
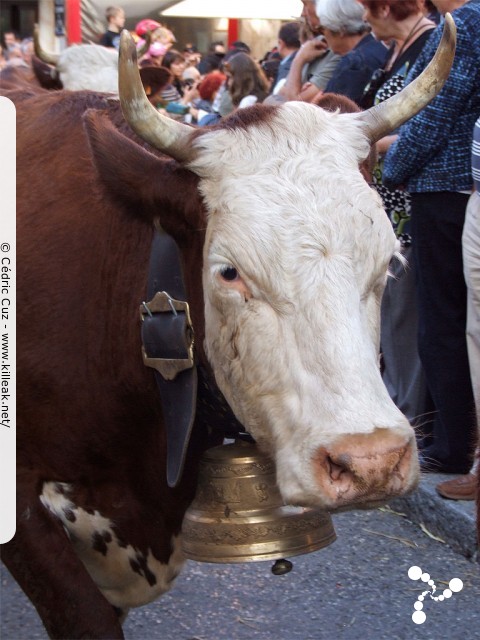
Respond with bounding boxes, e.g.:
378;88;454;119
141;226;245;487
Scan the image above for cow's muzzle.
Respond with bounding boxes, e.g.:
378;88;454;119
312;429;419;509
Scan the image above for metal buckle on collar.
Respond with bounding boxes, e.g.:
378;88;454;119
140;291;195;381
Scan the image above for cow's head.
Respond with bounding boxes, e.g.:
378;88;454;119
109;19;455;511
33;24;119;93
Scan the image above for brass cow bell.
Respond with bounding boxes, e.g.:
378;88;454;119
182;440;336;568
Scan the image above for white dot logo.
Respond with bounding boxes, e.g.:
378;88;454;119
408;566;463;624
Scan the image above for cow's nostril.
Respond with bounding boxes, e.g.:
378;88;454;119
312;431;418;507
327;455;349;481
393;454;403;474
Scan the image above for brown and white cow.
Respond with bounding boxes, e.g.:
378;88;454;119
1;18;456;640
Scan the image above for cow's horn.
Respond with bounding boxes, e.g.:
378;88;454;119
33;24;60;66
118;30;194;163
357;13;456;144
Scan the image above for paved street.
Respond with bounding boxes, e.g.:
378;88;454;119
1;506;478;640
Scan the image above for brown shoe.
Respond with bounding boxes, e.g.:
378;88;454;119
436;473;477;501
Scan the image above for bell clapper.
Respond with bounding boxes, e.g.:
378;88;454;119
271;559;293;575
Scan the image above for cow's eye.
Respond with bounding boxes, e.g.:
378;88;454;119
219;266;239;281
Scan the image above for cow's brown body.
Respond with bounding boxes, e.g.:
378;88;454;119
4;87;221;638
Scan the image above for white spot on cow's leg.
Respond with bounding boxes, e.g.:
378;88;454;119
40;482;185;609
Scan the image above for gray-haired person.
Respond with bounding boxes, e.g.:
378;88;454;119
314;0;389;104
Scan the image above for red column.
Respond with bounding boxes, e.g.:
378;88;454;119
66;0;82;44
227;19;239;48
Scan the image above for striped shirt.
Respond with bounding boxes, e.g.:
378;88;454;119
473;117;480;193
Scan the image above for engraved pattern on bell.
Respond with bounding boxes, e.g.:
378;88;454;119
182;512;333;544
182;441;336;564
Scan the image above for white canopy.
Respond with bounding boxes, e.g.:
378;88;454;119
160;0;301;20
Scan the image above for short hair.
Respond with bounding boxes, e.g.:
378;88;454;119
209;41;225;52
198;71;227;101
105;6;123;21
315;0;369;35
360;0;422;21
278;22;301;49
199;53;223;72
230;41;251;54
162;49;185;69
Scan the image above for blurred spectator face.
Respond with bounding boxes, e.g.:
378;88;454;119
170;57;186;79
430;0;452;13
153;27;176;48
360;0;421;40
111;9;125;30
185;52;201;67
321;28;344;55
145;42;167;67
360;1;392;41
184;44;201;66
182;65;201;85
4;32;17;49
301;0;321;33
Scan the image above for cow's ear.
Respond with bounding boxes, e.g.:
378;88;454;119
313;93;376;182
83;110;205;237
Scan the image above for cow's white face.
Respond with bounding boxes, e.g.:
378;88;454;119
189;102;419;511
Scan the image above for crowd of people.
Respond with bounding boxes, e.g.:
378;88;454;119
0;30;34;70
2;0;479;501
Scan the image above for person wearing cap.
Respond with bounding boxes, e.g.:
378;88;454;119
135;19;176;50
99;6;125;49
135;19;162;39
